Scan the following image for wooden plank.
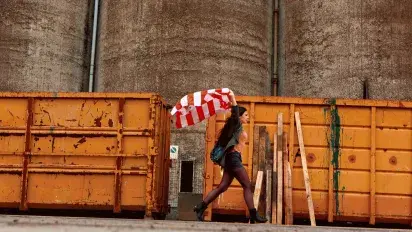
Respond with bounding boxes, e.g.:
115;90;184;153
370;107;376;225
253;171;264;209
285;161;293;225
276;150;283;225
282;133;289;224
271;135;277;224
265;128;273;223
266;170;272;223
288;105;295;225
289;104;295;165
258;126;267;216
248;103;256;180
252;125;260;187
295;112;316;226
277;113;283;225
247;103;256;217
277;113;283;152
259;127;267;172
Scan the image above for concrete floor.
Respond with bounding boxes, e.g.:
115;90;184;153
0;215;409;232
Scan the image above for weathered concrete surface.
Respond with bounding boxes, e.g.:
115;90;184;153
0;0;93;92
282;0;412;100
96;0;273;210
96;0;272;102
0;215;409;232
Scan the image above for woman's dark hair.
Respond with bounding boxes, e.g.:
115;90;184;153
216;106;247;147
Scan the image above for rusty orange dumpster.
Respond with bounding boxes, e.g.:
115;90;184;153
203;96;412;225
0;92;170;218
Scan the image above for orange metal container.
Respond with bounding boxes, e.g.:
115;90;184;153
0;92;170;218
204;96;412;225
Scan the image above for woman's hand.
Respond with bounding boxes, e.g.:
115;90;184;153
228;90;237;106
229;90;235;97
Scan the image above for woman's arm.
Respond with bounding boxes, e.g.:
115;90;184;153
229;90;237;106
229;90;240;123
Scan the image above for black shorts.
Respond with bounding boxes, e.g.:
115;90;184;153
224;151;243;170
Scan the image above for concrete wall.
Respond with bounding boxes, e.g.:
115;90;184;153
281;0;412;100
96;0;272;100
0;0;93;92
96;0;272;214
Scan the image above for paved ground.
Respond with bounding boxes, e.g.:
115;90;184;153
0;215;410;232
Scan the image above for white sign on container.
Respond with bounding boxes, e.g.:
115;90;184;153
170;145;179;159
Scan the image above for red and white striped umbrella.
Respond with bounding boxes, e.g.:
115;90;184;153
170;88;232;129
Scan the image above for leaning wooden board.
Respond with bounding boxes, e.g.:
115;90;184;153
277;113;283;224
295;112;316;226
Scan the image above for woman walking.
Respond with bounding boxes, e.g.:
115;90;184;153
194;90;267;224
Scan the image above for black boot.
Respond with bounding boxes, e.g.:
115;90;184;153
249;208;268;224
193;201;208;221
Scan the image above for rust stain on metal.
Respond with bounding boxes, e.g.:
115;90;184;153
118;99;125;125
51;137;55;152
78;137;86;144
348;155;356;163
113;98;125;213
307;153;316;163
81;101;86;111
389;156;397;165
94;115;103;127
20;97;34;211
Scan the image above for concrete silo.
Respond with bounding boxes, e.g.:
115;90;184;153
96;0;272;217
0;0;94;92
280;0;412;100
